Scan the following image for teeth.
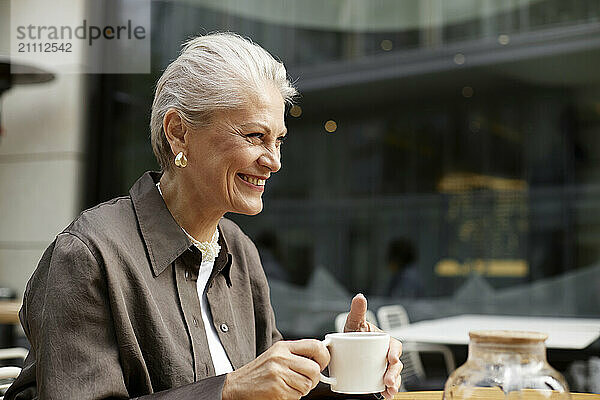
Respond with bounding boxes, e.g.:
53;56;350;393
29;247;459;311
241;174;265;186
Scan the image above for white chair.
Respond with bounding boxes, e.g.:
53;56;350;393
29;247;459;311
0;347;27;399
334;310;378;333
0;349;27;362
0;366;21;391
377;305;455;390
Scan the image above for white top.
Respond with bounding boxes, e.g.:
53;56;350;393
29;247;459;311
387;314;600;349
196;258;234;375
156;182;233;375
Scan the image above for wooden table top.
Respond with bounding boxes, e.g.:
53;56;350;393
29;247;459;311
393;391;599;400
0;300;21;324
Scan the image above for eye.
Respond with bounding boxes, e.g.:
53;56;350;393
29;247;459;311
276;135;287;145
243;132;264;145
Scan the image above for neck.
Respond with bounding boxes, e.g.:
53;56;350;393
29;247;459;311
159;170;224;242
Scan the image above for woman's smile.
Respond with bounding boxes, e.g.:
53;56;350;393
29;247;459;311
237;173;266;192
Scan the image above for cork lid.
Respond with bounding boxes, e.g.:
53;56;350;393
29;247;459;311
469;330;548;344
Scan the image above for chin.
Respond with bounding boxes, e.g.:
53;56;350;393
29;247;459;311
234;202;263;216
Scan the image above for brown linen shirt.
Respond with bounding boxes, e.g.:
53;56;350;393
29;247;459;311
5;171;282;400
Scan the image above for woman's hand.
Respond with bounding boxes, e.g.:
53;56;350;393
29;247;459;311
222;339;330;400
344;293;403;400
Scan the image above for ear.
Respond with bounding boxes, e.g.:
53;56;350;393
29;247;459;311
163;108;189;156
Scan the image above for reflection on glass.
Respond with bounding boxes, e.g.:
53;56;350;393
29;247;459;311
89;1;600;345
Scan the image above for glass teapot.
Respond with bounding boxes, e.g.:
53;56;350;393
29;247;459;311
444;330;570;400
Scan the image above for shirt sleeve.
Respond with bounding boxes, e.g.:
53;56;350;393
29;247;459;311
5;232;227;400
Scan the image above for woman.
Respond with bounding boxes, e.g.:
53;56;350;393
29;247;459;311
6;32;402;400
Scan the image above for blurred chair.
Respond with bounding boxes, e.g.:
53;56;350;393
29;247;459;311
377;305;455;390
0;348;27;362
0;347;27;399
334;310;378;333
0;366;21;397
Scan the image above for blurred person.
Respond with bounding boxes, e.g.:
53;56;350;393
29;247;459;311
5;33;402;400
255;230;290;282
386;238;425;298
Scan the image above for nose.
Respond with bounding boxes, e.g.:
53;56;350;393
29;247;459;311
258;146;281;173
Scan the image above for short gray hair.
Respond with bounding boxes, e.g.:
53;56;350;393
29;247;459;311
150;32;298;170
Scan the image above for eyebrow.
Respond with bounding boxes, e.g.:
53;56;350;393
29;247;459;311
240;122;287;136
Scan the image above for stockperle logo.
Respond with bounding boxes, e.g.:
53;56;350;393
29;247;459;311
11;0;150;74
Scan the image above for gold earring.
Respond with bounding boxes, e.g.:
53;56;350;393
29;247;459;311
174;152;188;168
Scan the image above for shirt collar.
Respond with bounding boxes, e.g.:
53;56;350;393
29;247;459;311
129;171;232;284
208;237;233;288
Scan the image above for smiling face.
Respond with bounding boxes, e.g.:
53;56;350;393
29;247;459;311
183;84;287;216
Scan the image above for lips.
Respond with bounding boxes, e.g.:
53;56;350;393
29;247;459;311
237;173;266;186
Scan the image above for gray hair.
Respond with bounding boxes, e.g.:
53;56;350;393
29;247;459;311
150;32;298;171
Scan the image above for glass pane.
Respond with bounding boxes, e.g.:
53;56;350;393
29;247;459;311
88;0;600;340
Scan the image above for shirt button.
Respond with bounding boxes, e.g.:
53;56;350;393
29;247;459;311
220;323;229;333
193;317;199;327
185;270;190;280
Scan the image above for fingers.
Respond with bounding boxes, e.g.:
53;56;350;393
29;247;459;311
225;340;327;400
287;339;330;370
365;321;383;333
387;338;402;364
279;368;315;398
381;385;399;399
378;366;403;400
344;293;368;332
278;343;323;398
287;354;322;388
383;337;403;395
384;359;403;388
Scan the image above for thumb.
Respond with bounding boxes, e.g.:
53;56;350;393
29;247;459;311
344;293;368;332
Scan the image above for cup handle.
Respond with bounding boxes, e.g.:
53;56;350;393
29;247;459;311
319;337;337;386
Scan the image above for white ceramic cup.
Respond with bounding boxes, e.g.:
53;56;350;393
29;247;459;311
319;331;390;394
